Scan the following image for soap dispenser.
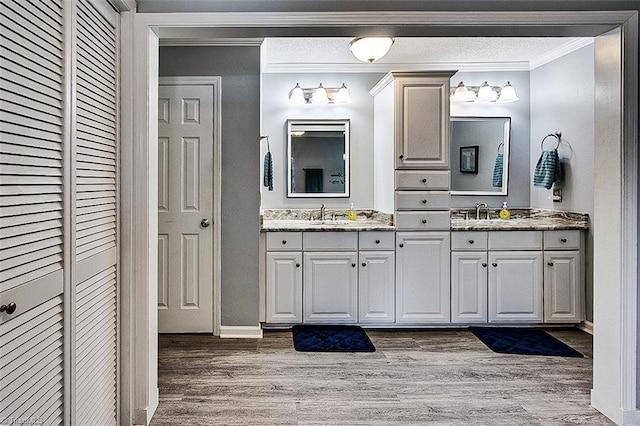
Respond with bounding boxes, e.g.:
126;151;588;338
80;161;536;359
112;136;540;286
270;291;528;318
499;202;511;220
347;203;357;221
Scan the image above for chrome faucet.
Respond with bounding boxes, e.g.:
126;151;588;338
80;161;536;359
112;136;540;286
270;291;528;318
320;203;326;221
475;202;488;220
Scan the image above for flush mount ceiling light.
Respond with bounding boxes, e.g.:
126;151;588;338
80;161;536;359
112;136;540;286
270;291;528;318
349;37;394;63
288;83;352;105
450;81;520;104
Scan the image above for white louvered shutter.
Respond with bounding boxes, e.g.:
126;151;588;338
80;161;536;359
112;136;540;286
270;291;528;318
0;0;66;423
74;0;118;424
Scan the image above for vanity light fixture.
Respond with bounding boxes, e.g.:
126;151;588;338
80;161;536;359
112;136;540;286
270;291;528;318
288;83;352;105
349;37;394;63
450;81;520;103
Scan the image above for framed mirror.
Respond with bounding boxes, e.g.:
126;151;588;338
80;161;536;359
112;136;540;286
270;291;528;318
287;119;350;198
450;117;511;195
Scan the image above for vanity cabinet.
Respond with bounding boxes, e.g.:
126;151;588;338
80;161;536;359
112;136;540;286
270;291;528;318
359;232;395;323
265;232;303;323
543;230;583;323
451;230;583;324
396;232;450;323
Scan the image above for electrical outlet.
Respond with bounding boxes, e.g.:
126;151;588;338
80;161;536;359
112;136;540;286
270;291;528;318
552;188;563;202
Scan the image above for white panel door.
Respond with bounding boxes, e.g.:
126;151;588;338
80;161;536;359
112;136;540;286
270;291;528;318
488;251;543;322
544;251;582;323
266;252;302;323
359;251;395;323
158;83;214;332
395;232;450;323
451;251;488;323
303;252;358;323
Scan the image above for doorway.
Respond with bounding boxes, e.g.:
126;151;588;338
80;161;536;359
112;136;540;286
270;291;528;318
122;9;638;425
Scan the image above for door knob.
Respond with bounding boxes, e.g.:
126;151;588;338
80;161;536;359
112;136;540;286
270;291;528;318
200;218;211;228
0;302;16;315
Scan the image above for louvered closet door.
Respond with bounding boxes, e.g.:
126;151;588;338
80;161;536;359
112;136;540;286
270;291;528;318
0;0;66;424
74;0;118;424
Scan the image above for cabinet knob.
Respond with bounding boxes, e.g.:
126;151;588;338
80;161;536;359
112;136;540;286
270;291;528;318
375;239;380;244
482;263;487;267
547;262;554;267
468;240;475;244
560;238;568;243
492;263;498;267
296;263;300;268
399;243;404;248
0;302;16;315
421;219;427;224
421;199;427;204
362;262;367;267
421;178;427;183
399;154;404;159
351;263;356;268
282;240;287;244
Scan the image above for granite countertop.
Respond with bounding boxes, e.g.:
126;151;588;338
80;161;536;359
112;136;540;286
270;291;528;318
261;209;394;231
450;208;589;231
261;208;589;232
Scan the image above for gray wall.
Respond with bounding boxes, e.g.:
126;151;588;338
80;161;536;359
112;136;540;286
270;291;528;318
160;46;261;327
530;43;595;322
450;71;531;209
261;72;385;209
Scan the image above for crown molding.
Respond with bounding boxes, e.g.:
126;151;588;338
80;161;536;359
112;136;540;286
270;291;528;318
262;61;531;74
529;37;594;70
159;38;264;47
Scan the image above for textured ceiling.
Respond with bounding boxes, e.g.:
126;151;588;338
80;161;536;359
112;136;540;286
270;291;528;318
263;37;591;70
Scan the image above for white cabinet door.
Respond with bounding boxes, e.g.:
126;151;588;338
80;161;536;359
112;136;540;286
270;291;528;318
359;251;395;323
395;232;450;323
544;251;583;323
451;251;488;323
303;252;358;323
395;75;451;169
488;251;543;322
266;252;302;323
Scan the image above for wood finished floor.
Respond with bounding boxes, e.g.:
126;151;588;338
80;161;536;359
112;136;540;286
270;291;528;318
152;328;614;426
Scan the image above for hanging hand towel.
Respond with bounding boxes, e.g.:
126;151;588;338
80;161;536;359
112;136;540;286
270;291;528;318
263;151;273;191
492;153;504;187
533;149;563;189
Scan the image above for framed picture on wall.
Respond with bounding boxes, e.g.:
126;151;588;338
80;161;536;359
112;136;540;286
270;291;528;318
460;146;479;174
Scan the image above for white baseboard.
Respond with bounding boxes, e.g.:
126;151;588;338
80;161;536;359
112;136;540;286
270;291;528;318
578;320;594;335
219;325;263;339
624;409;640;426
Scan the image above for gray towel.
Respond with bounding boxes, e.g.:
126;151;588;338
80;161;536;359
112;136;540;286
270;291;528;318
263;151;273;191
533;149;562;189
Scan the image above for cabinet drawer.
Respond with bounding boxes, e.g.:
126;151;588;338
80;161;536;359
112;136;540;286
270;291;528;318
543;230;581;250
266;232;302;251
395;211;450;230
303;232;358;251
488;231;542;250
358;231;395;250
451;231;488;250
395;170;450;190
396;191;450;210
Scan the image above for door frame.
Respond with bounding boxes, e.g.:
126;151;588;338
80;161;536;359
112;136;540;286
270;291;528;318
119;9;638;425
157;76;222;335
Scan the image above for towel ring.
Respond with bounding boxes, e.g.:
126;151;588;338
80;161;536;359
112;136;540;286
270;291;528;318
497;142;504;153
540;131;562;150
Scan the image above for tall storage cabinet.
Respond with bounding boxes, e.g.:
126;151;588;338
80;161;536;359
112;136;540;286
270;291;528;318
371;71;455;324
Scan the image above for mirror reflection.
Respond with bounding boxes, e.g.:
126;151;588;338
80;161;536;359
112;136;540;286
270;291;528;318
287;119;350;198
450;117;511;195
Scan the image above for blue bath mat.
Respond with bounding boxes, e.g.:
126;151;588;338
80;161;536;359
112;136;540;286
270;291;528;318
471;327;583;357
292;325;375;352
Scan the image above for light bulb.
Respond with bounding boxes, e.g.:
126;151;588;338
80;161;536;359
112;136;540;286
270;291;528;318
333;83;352;104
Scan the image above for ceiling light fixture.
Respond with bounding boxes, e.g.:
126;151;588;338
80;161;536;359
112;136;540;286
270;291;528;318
349;37;394;63
450;81;520;104
288;83;352;105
